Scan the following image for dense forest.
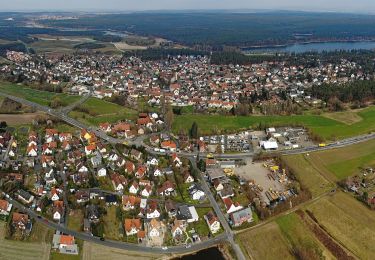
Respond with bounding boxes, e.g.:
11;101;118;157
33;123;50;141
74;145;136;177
311;81;375;105
0;42;28;57
122;48;208;60
40;12;375;47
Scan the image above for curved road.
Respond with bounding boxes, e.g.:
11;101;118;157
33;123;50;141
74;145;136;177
2;90;375;260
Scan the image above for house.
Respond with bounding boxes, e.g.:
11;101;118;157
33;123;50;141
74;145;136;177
97;167;107;177
147;157;159;166
122;195;141;211
188;184;206;201
148;218;163;237
0;200;12;216
230;208;253;227
161;140;177;152
124;218;142;236
157;180;175;196
75;190;89;204
84;144;96;155
165;199;177;217
172;153;182;167
150;135;160;145
125;161;135;174
27;145;38;157
17;190;34;204
86;205;100;223
135;165;147;179
146;201;160;219
129;181;139;194
130;149;142;160
99;122;112;133
50;188;60;201
105;195;118;206
141;185;152;198
53;201;65;222
213;179;224;191
12;212;30;231
184;173;194;183
204;211;221;234
223;198;243;214
177;205;199;223
207;168;225;181
171;219;185;239
52;233;79;255
153;168;162;177
111;173;127;191
219;183;235;199
90;152;102;168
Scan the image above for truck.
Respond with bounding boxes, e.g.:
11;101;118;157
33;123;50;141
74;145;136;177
318;143;326;147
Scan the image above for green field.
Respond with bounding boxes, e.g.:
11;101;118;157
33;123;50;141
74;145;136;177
308;138;375;180
307;192;375;259
0;82;80;107
69;97;138;125
173;106;375;141
238;212;334;260
282;154;335;197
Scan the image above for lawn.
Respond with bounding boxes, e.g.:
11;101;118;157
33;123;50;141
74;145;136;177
69;97;138;125
307;192;375;259
103;206;122;240
67;209;84;232
173;105;375;141
282;154;335;197
0;82;81;107
188;207;212;237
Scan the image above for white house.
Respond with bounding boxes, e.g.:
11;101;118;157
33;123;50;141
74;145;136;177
129;182;139;194
204;211;221;234
97;168;107;177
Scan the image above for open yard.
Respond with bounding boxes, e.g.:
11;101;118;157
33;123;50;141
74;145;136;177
69;97;138;125
0;82;81;107
0;222;51;260
67;209;84;232
173;105;375;141
103;206;122;240
307;191;375;259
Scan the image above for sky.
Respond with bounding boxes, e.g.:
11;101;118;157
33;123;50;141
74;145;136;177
1;0;375;14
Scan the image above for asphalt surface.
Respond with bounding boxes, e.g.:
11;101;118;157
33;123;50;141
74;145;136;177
2;90;375;259
1;192;227;254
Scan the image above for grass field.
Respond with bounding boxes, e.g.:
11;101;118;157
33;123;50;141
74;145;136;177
323;110;363;125
282;154;335;197
103;206;122;240
237;222;294;260
173;105;375;141
307;138;375;180
0;222;51;260
0;82;80;107
69;97;138;125
67;209;84;232
307;192;375;259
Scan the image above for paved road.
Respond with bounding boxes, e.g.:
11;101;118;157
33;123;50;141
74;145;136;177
189;156;246;260
1;192;227;255
3;90;375;259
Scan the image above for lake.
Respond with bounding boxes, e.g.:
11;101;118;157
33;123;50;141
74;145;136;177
243;41;375;54
175;247;226;260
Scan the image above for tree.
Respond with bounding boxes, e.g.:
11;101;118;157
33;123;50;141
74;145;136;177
190;122;199;139
49;97;62;108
